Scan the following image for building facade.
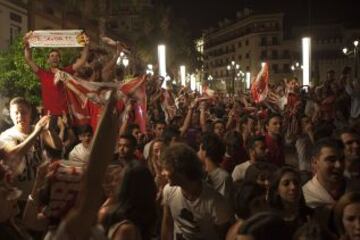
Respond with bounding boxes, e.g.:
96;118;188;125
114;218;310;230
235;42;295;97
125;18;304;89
203;8;360;91
203;9;293;92
0;0;28;50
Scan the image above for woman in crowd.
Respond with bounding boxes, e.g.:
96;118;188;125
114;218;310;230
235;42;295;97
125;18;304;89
267;166;313;236
334;192;360;240
104;165;157;240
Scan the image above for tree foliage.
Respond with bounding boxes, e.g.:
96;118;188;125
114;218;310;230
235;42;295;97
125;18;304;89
0;35;80;105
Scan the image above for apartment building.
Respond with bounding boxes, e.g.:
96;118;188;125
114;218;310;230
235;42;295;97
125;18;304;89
0;0;28;50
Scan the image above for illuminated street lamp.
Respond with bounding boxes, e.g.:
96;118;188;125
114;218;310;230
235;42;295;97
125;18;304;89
246;72;251;89
146;64;154;75
291;61;303;81
342;40;359;79
302;37;311;86
180;65;186;86
208;75;213;81
226;61;241;95
117;52;129;67
158;44;167;88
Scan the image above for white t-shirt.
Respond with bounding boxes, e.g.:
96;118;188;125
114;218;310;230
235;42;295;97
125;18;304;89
302;175;336;208
54;221;107;240
346;83;360;118
0;126;43;200
207;167;233;200
69;143;90;163
162;182;233;240
143;140;153;160
231;161;251;182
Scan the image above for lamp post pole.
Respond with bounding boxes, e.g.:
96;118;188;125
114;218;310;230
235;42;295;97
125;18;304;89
227;61;240;95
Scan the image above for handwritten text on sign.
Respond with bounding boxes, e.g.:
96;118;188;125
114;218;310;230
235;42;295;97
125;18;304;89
29;30;86;48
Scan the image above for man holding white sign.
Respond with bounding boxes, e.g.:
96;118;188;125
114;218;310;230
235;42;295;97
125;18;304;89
23;30;90;116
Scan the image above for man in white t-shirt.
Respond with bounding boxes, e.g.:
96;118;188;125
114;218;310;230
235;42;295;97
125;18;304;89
69;124;93;163
161;143;233;240
232;136;268;183
0;97;61;201
302;138;345;208
197;133;232;200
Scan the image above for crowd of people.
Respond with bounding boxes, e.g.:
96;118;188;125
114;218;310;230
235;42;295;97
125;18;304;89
0;31;360;240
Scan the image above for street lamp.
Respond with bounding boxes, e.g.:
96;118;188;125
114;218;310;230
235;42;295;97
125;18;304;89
302;37;311;86
291;61;303;81
117;52;129;67
158;44;167;88
226;61;241;95
342;40;359;79
180;65;186;86
208;75;213;81
146;64;154;75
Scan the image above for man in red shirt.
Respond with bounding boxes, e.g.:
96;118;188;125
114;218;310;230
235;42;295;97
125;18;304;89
23;32;90;116
264;113;285;166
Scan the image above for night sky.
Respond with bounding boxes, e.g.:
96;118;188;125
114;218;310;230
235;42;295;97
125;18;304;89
164;0;360;38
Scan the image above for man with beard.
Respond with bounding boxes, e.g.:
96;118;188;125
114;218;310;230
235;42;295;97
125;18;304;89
337;128;360;163
23;32;89;116
232;136;268;183
115;134;140;167
302;138;345;208
336;128;360;191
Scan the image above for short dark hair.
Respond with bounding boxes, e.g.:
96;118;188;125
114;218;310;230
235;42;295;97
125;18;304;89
161;126;180;146
153;120;166;128
238;212;291;240
246;135;265;150
244;161;277;184
335;127;359;140
311;138;344;158
119;134;137;149
76;124;93;136
224;130;243;154
200;133;225;164
48;48;61;58
9;97;31;110
161;143;203;181
265;113;282;126
127;123;140;134
212;119;224;126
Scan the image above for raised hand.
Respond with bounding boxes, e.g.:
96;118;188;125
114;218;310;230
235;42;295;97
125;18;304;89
34;115;51;132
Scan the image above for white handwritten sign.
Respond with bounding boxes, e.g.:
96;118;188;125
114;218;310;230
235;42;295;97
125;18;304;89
29;30;87;48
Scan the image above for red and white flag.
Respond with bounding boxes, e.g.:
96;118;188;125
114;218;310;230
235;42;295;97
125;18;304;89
251;63;269;104
55;71;147;132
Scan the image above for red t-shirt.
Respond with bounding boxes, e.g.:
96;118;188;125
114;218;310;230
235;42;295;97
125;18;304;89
264;133;285;166
36;66;75;115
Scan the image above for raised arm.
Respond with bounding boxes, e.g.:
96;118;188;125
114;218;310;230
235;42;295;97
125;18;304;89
101;42;122;82
72;34;90;71
179;99;197;137
23;31;39;73
3;116;50;174
57;91;119;239
199;101;208;132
